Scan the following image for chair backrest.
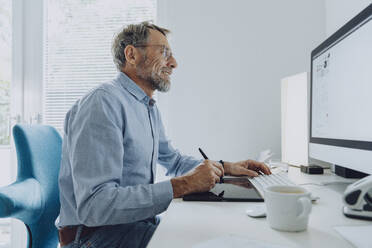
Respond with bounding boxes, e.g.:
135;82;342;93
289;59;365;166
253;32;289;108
7;124;62;247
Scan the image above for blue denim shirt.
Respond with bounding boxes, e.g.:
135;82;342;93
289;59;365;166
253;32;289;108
56;72;201;227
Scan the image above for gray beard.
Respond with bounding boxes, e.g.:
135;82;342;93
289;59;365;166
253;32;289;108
136;61;171;92
148;72;171;92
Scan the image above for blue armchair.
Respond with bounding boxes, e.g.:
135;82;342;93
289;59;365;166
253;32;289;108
0;124;62;248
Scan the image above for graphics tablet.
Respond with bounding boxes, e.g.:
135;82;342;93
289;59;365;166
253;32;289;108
182;177;264;202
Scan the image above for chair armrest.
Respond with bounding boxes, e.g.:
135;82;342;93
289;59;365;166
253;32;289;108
0;178;43;223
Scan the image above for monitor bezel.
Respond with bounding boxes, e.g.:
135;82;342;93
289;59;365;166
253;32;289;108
309;4;372;152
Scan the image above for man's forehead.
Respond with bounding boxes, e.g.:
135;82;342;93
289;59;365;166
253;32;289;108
148;29;169;46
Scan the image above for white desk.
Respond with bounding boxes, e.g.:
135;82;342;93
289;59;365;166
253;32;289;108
148;167;370;248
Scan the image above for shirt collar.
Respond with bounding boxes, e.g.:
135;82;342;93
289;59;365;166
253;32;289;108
116;72;156;106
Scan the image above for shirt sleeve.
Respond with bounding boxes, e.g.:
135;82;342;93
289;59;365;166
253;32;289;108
66;89;173;226
157;110;202;177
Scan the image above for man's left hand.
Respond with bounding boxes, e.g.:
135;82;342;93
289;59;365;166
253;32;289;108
224;160;271;177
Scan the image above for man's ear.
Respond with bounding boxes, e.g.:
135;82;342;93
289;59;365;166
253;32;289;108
124;45;137;66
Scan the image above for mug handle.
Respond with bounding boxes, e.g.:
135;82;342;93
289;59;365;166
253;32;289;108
297;197;312;220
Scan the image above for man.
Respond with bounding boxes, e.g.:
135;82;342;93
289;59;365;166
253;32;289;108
57;21;271;248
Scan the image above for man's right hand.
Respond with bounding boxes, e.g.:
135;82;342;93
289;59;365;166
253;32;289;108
170;160;224;198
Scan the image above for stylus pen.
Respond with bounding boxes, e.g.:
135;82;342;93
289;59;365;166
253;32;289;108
198;148;224;183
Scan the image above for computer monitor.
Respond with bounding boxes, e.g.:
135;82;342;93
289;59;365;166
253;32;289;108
309;4;372;178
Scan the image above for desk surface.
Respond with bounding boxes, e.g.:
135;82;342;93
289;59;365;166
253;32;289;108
148;167;369;248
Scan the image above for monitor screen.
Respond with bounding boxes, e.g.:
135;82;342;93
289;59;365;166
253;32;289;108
312;18;372;143
309;4;372;175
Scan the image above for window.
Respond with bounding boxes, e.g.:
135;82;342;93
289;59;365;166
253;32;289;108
0;1;12;246
0;0;11;146
44;0;156;131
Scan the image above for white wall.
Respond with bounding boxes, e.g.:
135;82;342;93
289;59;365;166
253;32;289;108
156;0;326;162
0;149;12;187
325;0;371;37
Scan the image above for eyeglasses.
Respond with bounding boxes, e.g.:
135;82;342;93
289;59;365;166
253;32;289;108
134;44;173;60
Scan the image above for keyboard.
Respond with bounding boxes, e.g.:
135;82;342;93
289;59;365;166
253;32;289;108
249;172;319;201
249;172;297;198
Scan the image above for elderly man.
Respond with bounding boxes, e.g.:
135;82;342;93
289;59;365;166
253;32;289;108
56;21;271;248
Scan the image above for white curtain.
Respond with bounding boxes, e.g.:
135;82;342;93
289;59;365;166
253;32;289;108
44;0;156;131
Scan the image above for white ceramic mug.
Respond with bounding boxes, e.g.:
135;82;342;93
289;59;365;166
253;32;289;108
264;185;312;232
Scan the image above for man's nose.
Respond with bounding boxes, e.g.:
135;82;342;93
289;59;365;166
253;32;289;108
167;56;178;69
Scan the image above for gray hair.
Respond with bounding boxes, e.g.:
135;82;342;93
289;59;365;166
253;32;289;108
112;21;170;71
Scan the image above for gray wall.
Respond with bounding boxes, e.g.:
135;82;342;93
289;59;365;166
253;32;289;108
156;0;326;163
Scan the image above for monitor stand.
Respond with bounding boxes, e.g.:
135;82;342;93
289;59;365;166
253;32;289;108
335;165;369;178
